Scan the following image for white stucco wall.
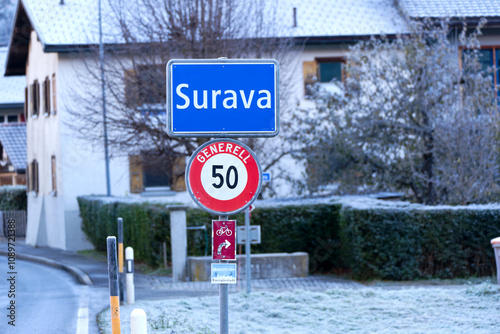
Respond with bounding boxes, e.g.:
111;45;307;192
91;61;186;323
25;31;130;250
25;30;66;249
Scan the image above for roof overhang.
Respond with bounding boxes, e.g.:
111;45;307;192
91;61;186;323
5;1;32;76
0;103;23;109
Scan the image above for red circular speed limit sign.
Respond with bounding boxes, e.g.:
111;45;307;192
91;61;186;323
186;139;262;215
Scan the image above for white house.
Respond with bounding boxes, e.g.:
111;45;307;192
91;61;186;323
0;47;26;186
4;0;500;250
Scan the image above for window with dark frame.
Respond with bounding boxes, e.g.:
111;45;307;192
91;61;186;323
43;76;50;116
316;58;345;83
303;57;345;97
31;80;40;117
462;46;500;101
31;159;39;194
125;65;166;108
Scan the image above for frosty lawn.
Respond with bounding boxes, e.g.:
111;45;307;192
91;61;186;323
98;283;500;333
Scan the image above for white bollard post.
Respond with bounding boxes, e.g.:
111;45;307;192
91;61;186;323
491;237;500;285
125;247;135;304
131;308;147;334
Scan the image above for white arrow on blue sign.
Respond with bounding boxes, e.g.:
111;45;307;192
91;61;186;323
167;59;279;138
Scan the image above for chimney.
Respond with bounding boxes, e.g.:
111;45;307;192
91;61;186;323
293;7;297;27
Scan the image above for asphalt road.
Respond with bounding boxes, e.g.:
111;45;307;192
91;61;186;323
0;258;84;333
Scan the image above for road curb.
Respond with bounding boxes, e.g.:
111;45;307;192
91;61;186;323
0;250;93;285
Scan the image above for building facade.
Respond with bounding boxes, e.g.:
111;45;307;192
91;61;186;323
5;0;500;250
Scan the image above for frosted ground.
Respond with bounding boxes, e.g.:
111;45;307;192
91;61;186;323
99;282;500;333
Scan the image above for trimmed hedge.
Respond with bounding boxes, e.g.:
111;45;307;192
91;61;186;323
249;205;343;272
78;196;500;279
0;186;27;211
77;197;342;271
340;207;500;280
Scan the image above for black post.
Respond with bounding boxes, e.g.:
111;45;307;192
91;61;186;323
117;218;124;304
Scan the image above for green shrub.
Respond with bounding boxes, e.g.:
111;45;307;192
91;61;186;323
78;196;500;280
77;197;342;271
250;204;343;272
340;206;500;280
0;186;27;210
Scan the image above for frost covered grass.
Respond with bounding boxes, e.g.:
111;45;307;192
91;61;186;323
98;283;500;333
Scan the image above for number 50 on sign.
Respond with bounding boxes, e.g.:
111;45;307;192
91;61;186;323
186;139;262;215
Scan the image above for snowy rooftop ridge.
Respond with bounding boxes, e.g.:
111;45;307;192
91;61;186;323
0;47;25;104
20;0;408;48
399;0;500;18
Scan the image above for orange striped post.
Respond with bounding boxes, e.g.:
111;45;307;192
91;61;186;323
107;236;121;334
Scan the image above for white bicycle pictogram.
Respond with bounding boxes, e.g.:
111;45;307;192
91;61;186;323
216;226;233;236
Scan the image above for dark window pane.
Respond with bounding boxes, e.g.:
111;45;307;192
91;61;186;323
7;115;17;123
143;167;169;187
0;115;4;123
319;62;342;82
125;65;166;107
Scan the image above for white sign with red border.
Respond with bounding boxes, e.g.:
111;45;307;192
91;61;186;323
186;139;262;215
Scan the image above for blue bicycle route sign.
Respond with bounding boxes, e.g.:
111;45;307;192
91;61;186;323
167;59;279;138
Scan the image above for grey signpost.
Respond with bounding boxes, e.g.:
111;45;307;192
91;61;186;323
167;58;279;334
245;208;251;294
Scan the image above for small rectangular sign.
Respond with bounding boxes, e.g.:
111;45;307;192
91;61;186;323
237;225;261;244
167;59;279;138
211;263;237;284
212;220;236;260
262;172;271;182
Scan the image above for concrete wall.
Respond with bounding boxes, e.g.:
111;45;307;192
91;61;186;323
187;252;309;281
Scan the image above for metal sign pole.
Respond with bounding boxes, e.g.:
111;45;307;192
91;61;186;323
219;215;229;334
245;208;251;294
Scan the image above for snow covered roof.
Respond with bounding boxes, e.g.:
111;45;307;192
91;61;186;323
0;47;25;105
0;124;27;172
20;0;123;47
10;0;500;51
399;0;500;18
275;0;407;39
17;0;407;49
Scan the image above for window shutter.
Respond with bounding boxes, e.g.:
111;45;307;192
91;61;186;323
36;81;40;115
26;163;30;192
30;83;35;116
24;86;28;120
124;69;139;108
52;73;57;114
51;155;57;194
303;61;318;84
129;155;143;193
44;77;50;115
171;156;186;192
33;160;39;194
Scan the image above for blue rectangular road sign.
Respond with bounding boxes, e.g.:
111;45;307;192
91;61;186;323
211;263;237;284
262;172;271;182
167;59;279;138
